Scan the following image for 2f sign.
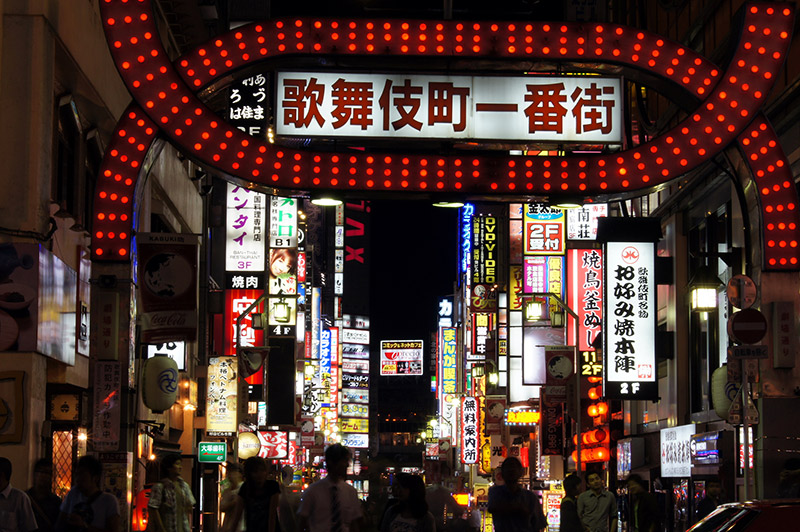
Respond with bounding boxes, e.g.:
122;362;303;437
620;383;640;395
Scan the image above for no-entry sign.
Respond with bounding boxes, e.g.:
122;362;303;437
728;309;768;345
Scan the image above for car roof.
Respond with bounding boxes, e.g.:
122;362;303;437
718;499;800;509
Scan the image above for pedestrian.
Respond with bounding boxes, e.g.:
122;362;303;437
380;473;436;532
487;457;546;532
26;459;61;532
279;465;300;532
224;457;280;532
425;479;461;532
577;471;617;532
56;455;119;532
625;474;660;532
297;443;363;532
219;462;244;532
0;456;38;532
147;454;195;532
695;479;722;521
559;474;583;532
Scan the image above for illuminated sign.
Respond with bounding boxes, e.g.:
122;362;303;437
604;241;656;399
342;403;369;418
440;328;458;395
342;343;370;359
226;183;266;272
660;424;696;477
524;204;565;255
341;433;369;448
342;389;369;404
342;328;370;345
567;204;608;240
505;409;541;426
269;196;297;248
380;340;424;376
461;204;474;274
207;357;238;436
224;289;264;357
567;249;603;352
342;359;370;374
341;418;369;433
257;431;289;459
438;297;454;328
146;342;186;371
472;214;498;285
342;373;369;389
276;72;622;143
469;313;494;361
461;396;479;464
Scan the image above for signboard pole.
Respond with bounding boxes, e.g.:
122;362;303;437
742;377;750;500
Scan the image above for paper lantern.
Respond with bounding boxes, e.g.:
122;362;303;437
238;431;260;460
711;365;739;421
142;355;179;413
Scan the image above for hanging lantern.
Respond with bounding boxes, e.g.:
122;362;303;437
238;431;260;460
142;354;179;413
711;365;739;421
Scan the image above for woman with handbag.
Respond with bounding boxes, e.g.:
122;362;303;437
147;455;196;532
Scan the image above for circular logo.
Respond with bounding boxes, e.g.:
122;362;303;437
621;246;640;264
143;252;193;298
158;368;178;393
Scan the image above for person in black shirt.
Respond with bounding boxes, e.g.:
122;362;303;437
26;459;61;532
695;479;722;522
559;474;583;532
225;457;280;532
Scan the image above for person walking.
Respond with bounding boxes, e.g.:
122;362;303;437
626;475;660;532
219;463;244;532
695;479;722;521
56;455;119;532
559;474;583;532
297;444;363;532
487;457;546;532
380;473;436;532
0;457;37;532
147;454;196;532
224;457;280;532
26;459;61;532
425;479;462;532
577;471;617;532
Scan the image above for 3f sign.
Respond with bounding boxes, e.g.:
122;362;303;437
238;261;253;269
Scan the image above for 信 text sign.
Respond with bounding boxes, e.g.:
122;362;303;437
277;72;622;143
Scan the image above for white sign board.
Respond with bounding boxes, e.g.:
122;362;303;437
342;328;370;345
380;340;424;376
604;241;656;399
226;182;266;271
567;204;608;240
660;424;696;477
277;72;623;143
146;341;186;371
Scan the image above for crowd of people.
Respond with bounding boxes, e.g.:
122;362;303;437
1;446;733;532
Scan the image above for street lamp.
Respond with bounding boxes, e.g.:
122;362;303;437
688;264;723;312
528;292;582;474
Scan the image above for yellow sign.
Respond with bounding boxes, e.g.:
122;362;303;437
505;409;540;425
340;418;368;433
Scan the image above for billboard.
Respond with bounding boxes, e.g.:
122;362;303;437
225;182;266;272
604;242;657;400
524;204;565;255
380;340;424;376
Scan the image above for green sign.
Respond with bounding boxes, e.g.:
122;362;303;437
198;442;227;463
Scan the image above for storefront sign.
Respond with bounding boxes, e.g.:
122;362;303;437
257;430;289;459
198;442;227;463
485;397;506;435
224;289;264;357
472;214;498;284
438;297;454;328
342;359;370;374
341;433;369;448
380;340;424;376
268;248;298;295
505;408;541;426
524;204;566;255
341;418;369;433
276;72;622;143
604;241;656;400
226;183;266;271
660;424;696;477
270;196;297;248
461;204;475;274
461;396;479;464
207;357;238;436
342;328;370;344
342;403;369;417
342;343;370;359
342;389;369;404
540;400;563;455
469;313;494;361
567;204;608;240
567;249;603;352
544;346;573;401
440;328;458;394
93;362;121;451
227;74;268;136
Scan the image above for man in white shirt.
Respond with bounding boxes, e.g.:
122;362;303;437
0;457;38;532
577;471;617;532
298;444;363;532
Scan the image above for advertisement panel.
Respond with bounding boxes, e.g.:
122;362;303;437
342;343;370;359
567;204;608;240
268;248;297;295
342;389;369;404
439;328;458;395
340;418;369;433
223;288;265;358
93;362;121;451
257;431;289;459
660;424;696;477
544;346;574;401
342;373;370;389
380;340;424;376
540;400;564;455
567;249;603;352
524;204;565;255
461;396;479;464
342;359;370;374
226;182;266;271
269;197;297;248
341;433;369;448
604;242;657;400
472;214;499;285
207;357;238;436
276;72;623;143
137;233;199;343
342;403;369;418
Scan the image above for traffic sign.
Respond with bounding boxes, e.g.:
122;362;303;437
728;309;768;344
198;442;227;463
728;345;768;359
728;387;743;425
726;275;757;309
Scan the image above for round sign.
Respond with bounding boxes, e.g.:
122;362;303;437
728;308;768;344
726;275;757;309
238;431;261;460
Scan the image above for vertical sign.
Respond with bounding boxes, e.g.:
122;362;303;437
93;362;121;451
604;242;657;400
270;197;297;247
567;204;608;240
228;74;268;136
439;328;458;438
461;396;479;464
223;285;264;357
207;357;238;436
226;183;266;271
472;214;498;285
540;399;563;456
461;204;475;275
524;204;565;255
567;249;603;351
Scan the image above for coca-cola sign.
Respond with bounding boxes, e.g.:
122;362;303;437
137;233;199;343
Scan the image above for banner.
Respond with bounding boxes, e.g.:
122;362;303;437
137;233;199;343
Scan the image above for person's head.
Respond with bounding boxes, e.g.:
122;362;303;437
281;465;294;486
243;456;269;487
500;457;523;486
226;462;243;485
269;248;295;276
564;474;582;498
626;474;647;497
32;459;53;491
325;444;351;479
705;479;722;498
585;471;604;493
0;457;11;489
396;473;428;518
75;455;103;494
160;454;183;479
